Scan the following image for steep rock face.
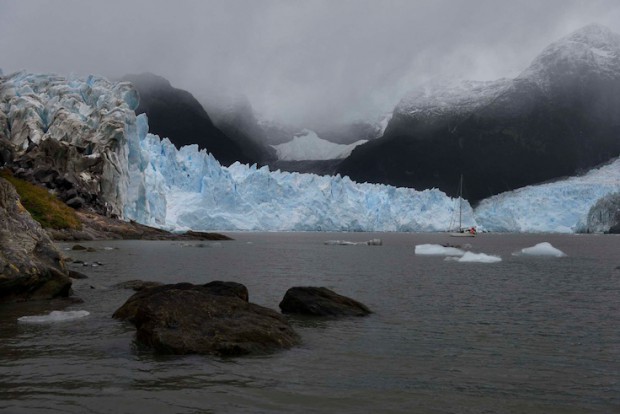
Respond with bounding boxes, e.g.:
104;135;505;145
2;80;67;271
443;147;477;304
0;178;71;302
122;73;250;166
338;24;620;202
0;72;138;217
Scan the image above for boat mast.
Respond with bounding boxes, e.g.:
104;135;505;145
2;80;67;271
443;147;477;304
458;174;463;230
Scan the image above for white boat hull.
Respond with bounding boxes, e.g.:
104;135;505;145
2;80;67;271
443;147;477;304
449;232;476;237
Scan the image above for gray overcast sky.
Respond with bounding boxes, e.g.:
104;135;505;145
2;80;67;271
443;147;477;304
1;0;620;127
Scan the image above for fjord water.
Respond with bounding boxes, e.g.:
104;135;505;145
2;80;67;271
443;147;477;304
1;233;619;413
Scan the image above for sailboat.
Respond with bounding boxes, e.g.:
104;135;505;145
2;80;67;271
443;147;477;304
448;175;476;237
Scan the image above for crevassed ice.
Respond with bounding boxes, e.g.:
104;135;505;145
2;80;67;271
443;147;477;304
474;159;620;233
124;114;470;232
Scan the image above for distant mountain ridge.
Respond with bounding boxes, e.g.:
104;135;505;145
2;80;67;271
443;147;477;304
338;23;620;202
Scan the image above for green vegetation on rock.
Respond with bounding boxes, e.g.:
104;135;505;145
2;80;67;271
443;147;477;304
0;170;81;230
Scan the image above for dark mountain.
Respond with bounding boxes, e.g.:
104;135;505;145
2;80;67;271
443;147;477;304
121;73;250;166
206;96;276;165
312;119;387;145
337;24;620;202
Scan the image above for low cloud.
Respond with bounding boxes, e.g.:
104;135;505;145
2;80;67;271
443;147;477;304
1;0;620;127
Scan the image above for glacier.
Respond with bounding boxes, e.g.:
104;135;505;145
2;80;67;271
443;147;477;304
474;159;620;233
271;129;367;161
124;115;464;231
2;70;619;233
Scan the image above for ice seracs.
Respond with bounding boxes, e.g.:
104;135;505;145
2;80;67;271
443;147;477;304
0;71;139;217
124;118;463;231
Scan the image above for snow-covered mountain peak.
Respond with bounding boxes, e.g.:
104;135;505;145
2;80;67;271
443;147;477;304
520;23;620;86
394;78;511;118
564;23;620;51
271;129;367;161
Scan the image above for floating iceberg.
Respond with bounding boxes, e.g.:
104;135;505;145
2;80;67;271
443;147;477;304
18;310;90;323
446;252;502;263
414;244;466;256
514;242;566;257
324;238;383;246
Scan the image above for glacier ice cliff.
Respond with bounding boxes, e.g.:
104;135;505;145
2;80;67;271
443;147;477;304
474;159;620;233
0;71;139;216
124;114;463;231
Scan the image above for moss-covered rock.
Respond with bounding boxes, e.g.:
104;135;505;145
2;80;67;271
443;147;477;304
0;170;81;230
0;177;72;302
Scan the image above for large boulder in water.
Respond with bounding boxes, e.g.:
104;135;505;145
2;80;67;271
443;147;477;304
112;282;300;356
0;177;72;302
279;287;372;317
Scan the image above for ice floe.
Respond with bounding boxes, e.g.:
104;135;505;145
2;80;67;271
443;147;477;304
445;251;502;263
18;310;90;324
414;244;465;256
514;242;567;257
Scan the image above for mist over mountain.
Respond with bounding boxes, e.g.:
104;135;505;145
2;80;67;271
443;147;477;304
205;96;385;173
205;96;277;165
338;24;620;202
121;73;250;166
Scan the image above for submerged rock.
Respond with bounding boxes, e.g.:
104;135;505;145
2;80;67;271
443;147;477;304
0;178;72;302
279;287;372;317
113;282;300;356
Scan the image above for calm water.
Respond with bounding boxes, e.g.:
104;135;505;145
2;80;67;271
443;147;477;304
0;233;619;413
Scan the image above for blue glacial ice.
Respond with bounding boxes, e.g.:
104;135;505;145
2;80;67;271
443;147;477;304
124;114;466;231
124;110;620;233
474;159;620;233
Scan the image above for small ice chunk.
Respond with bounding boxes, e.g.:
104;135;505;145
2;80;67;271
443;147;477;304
515;242;566;257
18;310;90;323
415;244;465;256
446;251;502;263
325;238;383;246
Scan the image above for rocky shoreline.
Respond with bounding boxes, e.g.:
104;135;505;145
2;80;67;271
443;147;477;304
48;209;233;242
0;175;230;304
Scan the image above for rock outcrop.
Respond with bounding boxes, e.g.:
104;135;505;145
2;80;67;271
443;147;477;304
113;282;300;356
0;177;71;302
279;287;372;317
